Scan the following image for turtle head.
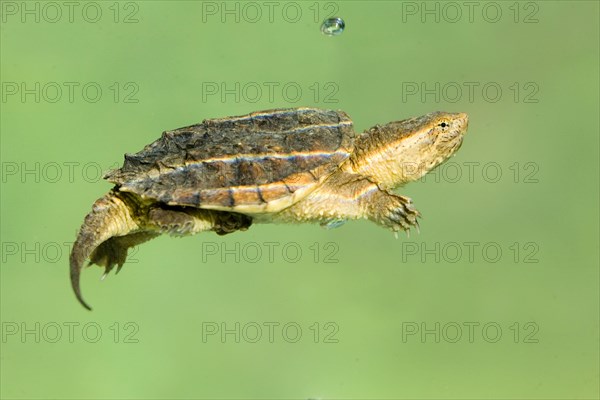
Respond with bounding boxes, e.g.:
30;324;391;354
350;111;469;189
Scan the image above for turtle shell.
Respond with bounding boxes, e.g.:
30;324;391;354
105;108;355;213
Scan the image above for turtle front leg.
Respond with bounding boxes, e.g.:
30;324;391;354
277;172;420;234
363;190;420;234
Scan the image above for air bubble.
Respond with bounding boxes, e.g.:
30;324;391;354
321;17;345;36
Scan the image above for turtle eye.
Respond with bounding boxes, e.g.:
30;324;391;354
439;122;448;128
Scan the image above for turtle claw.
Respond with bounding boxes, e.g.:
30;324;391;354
100;258;124;280
378;194;420;234
115;262;125;275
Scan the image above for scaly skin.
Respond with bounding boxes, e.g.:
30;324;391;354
70;110;468;309
273;111;468;230
70;190;251;310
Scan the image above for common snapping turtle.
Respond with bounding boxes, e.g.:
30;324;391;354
71;107;469;309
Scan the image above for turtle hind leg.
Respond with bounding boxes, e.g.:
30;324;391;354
70;193;253;310
87;211;189;279
99;208;252;274
70;190;142;310
148;207;252;236
89;231;160;276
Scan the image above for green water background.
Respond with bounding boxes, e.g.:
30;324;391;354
1;1;598;398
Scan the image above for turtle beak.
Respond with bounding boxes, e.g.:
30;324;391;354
455;112;469;133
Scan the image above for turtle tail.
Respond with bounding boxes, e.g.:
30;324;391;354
70;190;141;310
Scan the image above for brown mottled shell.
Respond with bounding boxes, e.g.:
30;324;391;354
105;108;355;213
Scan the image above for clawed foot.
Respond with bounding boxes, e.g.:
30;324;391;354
213;212;252;236
373;194;420;235
88;231;158;276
